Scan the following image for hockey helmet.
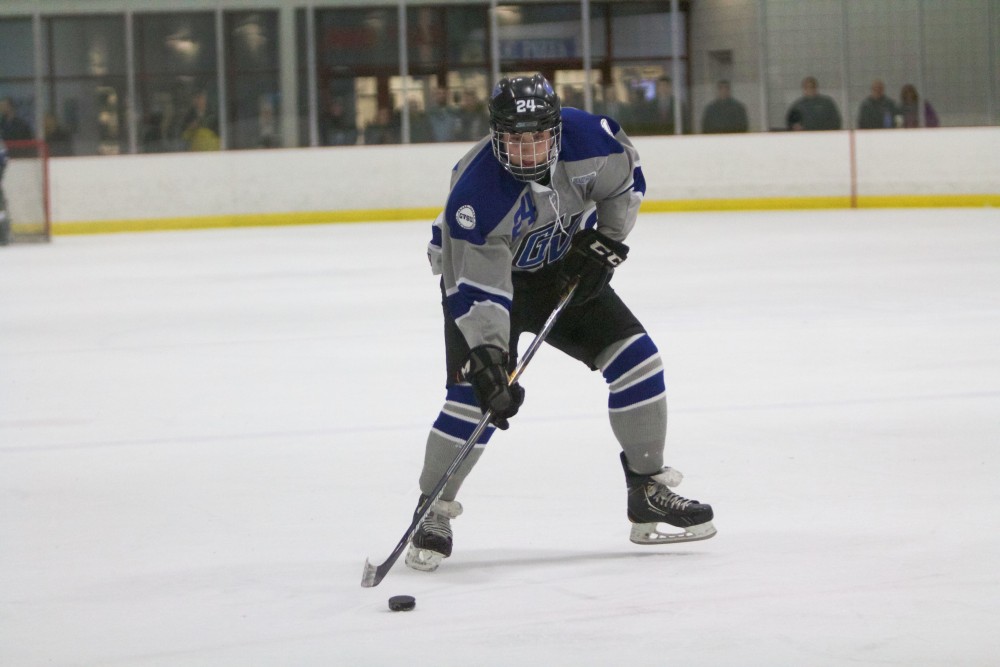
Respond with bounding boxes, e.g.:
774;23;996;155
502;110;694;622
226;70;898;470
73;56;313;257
488;74;562;182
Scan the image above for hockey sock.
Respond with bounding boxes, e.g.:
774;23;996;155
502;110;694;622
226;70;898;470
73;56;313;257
597;334;667;475
418;383;495;500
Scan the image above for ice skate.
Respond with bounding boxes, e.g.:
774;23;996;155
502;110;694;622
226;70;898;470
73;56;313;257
404;494;463;572
620;452;716;544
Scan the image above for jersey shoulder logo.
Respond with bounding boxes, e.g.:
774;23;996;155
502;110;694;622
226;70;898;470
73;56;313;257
455;205;477;230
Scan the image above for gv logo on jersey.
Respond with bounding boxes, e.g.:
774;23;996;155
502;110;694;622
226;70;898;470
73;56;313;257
513;212;585;269
511;193;537;242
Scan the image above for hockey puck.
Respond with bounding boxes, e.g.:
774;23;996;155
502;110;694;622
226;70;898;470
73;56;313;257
388;595;416;612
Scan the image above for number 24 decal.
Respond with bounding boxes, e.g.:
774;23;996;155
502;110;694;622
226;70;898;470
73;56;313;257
516;99;538;113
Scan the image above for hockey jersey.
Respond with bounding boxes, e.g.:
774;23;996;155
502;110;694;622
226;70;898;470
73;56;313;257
427;107;646;352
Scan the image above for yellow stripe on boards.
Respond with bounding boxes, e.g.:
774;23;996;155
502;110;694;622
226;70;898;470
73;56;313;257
53;208;442;235
51;195;998;236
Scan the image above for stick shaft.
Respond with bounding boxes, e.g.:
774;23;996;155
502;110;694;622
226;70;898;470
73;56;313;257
361;282;578;587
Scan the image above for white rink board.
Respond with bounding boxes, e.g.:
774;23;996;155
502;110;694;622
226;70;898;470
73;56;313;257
4;156;47;226
854;127;1000;196
46;127;1000;227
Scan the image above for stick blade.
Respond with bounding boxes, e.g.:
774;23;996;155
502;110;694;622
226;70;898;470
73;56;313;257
360;558;382;588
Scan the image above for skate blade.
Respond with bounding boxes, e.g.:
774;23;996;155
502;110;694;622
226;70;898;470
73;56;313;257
404;546;444;572
629;520;717;545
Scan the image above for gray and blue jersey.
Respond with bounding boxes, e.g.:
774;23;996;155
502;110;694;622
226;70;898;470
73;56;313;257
428;107;646;353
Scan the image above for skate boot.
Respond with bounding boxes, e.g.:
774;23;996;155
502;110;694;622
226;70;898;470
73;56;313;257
404;494;463;572
621;452;716;544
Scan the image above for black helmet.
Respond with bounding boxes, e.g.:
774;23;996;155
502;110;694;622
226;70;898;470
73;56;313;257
488;74;562;182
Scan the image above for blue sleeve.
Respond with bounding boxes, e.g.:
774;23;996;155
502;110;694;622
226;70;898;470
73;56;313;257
444;146;523;245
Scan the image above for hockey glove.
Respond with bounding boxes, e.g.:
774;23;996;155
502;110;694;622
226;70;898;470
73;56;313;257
463;345;525;430
557;228;630;304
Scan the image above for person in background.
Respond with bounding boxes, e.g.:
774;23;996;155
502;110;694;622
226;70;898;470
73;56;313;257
321;98;358;146
44;113;73;157
455;89;488;141
363;107;400;145
425;88;461;143
857;79;899;129
700;80;749;134
0;97;33;142
180;90;220;151
898;84;940;128
631;77;689;135
785;76;842;131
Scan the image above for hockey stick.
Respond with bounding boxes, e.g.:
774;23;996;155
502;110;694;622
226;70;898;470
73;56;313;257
361;279;579;588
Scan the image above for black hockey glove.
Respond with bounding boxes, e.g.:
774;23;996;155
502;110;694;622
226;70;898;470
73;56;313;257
557;228;630;304
462;345;525;430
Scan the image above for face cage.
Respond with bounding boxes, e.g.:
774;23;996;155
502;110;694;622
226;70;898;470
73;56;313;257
490;123;562;183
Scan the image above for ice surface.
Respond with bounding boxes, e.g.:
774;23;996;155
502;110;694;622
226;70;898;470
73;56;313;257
2;208;999;666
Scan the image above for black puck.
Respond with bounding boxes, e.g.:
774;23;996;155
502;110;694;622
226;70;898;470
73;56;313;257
388;595;416;612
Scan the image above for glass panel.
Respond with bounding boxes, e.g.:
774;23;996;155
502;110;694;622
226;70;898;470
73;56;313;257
610;1;680;59
764;0;846;131
39;16;128;156
554;69;603;111
48;79;127;155
396;69;489;144
135;12;219;152
0;83;37;142
357;76;402;145
446;6;489;65
137;12;217;75
0;19;35;78
845;1;921;130
316;8;398;69
449;71;490;141
225;11;280;149
496;4;582;66
50;15;127;78
0;19;37;142
408;7;444;66
611;61;690;135
921;0;992;127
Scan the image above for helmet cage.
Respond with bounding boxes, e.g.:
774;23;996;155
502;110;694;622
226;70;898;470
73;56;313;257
488;74;562;182
490;124;562;182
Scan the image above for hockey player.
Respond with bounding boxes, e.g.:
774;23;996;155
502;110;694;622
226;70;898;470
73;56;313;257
406;74;715;573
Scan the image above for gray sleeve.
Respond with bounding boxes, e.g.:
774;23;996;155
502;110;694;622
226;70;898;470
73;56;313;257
589;132;643;242
441;216;516;352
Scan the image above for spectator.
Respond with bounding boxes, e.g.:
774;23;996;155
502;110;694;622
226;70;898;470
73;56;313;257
320;98;358;146
425;88;460;143
898;84;940;128
700;80;749;134
180;90;220;151
857;79;899;129
561;86;585;110
785;76;842;131
596;84;624;120
631;77;689;135
140;110;170;153
44;113;73;156
455;90;488;141
0;97;33;142
363;107;400;145
406;98;433;144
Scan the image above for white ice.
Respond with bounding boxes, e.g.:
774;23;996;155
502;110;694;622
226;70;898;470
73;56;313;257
2;208;999;666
